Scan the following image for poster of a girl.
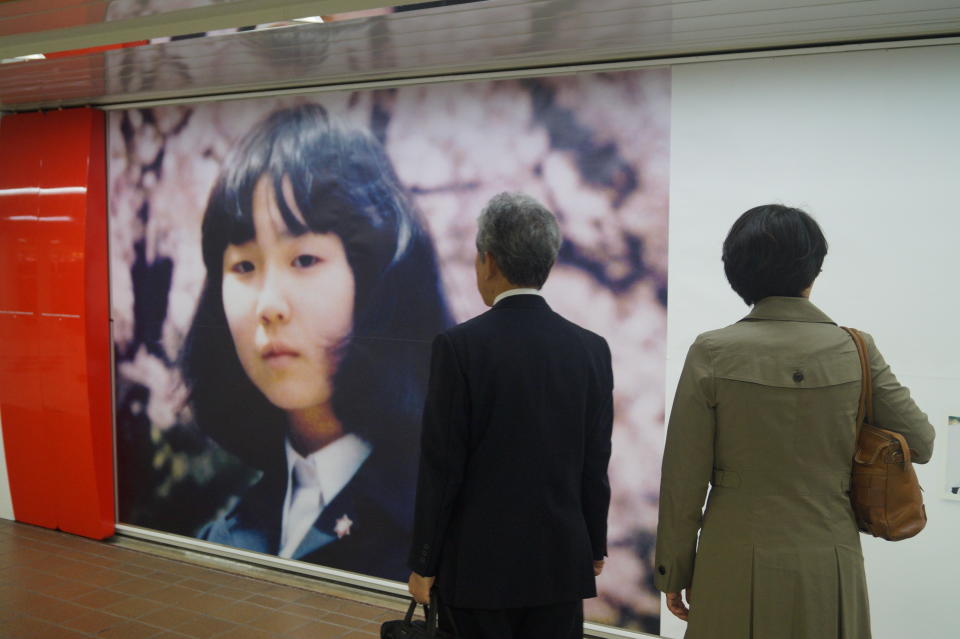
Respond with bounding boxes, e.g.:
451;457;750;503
182;103;451;580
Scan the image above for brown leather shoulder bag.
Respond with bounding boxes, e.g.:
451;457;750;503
841;327;926;541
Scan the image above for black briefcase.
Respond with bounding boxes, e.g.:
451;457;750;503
380;592;456;639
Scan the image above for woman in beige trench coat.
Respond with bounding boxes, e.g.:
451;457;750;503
654;205;935;639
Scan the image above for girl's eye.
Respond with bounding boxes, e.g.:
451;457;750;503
230;260;255;274
292;255;321;268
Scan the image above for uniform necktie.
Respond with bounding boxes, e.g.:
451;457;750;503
279;457;324;558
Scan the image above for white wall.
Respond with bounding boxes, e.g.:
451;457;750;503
663;43;960;639
0;407;13;520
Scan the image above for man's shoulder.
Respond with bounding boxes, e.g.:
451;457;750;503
445;305;606;342
563;314;607;340
437;305;609;369
440;308;496;341
551;312;609;355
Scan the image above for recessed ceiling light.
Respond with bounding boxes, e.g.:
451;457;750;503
293;16;325;23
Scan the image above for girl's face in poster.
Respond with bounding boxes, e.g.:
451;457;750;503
221;175;355;412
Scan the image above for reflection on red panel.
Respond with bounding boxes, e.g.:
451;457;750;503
0;108;114;539
45;41;149;58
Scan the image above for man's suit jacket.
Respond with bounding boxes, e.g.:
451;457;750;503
200;445;414;581
409;294;614;609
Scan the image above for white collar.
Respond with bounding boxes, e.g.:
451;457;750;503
493;288;543;306
283;433;372;508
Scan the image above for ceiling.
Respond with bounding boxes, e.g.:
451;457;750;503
2;0;960;111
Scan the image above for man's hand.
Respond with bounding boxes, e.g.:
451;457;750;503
665;588;692;621
408;572;435;604
593;560;605;576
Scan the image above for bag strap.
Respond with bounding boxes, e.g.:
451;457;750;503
430;589;461;638
403;598;418;623
841;327;872;431
841;327;916;469
404;591;441;636
425;592;438;635
406;590;460;637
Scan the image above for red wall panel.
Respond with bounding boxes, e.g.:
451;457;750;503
82;111;114;539
0;108;114;539
0;111;55;529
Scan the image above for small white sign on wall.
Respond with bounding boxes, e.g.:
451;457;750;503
945;417;960;501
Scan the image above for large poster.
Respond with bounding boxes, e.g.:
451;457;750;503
109;69;669;632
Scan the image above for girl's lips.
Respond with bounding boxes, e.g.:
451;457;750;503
260;343;301;359
261;348;301;370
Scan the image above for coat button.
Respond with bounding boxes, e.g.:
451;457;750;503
793;371;804;383
658;565;666;575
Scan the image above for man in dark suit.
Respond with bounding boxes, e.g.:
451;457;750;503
407;192;614;639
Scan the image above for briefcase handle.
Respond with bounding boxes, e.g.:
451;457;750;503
403;589;442;635
403;598;418;623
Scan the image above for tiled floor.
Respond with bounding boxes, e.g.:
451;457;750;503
0;518;409;638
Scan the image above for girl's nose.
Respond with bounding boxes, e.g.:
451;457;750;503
256;272;291;326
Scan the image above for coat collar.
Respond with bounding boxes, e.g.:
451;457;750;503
492;294;551;311
743;296;835;324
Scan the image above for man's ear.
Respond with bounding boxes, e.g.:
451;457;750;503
483;252;500;280
480;252;500;281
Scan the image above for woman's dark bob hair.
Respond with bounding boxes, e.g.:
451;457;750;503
182;103;451;468
722;204;828;306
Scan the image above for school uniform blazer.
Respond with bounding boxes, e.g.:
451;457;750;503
200;445;413;581
408;294;614;609
655;296;935;639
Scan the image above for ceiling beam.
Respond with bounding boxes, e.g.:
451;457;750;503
0;0;424;59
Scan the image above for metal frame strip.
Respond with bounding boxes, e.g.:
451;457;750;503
97;35;960;111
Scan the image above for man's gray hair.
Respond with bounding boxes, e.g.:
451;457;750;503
476;192;562;289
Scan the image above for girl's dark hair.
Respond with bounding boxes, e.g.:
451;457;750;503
182;103;451;468
722;204;828;306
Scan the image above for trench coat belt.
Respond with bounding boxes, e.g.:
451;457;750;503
712;469;851;496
